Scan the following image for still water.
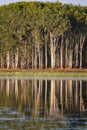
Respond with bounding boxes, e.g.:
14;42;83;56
0;77;87;130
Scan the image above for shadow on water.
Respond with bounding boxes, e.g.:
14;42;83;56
0;77;87;130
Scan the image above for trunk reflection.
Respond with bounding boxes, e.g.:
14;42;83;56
0;79;87;118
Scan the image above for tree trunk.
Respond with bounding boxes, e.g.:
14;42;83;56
80;47;83;68
32;44;34;69
0;56;3;68
79;35;85;68
6;51;10;69
38;44;40;69
60;36;63;69
68;50;73;68
35;45;37;69
50;32;57;69
11;54;15;69
45;42;47;69
15;48;18;69
65;42;68;68
75;44;79;68
50;32;54;69
40;47;43;69
20;57;23;69
56;48;60;67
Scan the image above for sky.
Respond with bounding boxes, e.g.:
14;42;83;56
0;0;87;6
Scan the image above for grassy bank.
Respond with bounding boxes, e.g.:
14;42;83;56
0;69;87;77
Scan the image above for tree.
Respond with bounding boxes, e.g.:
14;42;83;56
0;1;87;69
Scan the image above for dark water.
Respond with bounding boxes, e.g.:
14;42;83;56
0;77;87;130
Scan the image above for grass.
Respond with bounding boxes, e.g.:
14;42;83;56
0;68;87;77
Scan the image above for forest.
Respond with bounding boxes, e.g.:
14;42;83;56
0;1;87;69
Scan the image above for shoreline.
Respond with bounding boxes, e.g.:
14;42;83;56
0;68;87;77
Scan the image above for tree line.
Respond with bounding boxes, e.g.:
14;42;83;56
0;1;87;69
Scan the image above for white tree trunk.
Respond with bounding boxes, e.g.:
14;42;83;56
60;38;63;69
80;47;82;68
50;38;54;68
68;50;73;68
6;51;10;69
15;48;18;69
45;42;47;69
35;45;37;69
75;44;79;68
79;35;85;68
50;32;55;69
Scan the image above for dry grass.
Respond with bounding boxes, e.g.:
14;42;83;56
0;68;87;77
0;68;87;72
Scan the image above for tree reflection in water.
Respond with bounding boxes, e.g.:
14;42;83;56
0;78;87;130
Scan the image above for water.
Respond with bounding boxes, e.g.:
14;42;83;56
0;77;87;130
